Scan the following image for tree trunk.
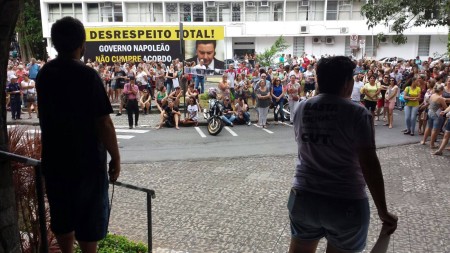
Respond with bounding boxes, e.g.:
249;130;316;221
0;0;21;252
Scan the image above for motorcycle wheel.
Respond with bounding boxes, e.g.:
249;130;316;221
282;103;290;122
207;117;223;136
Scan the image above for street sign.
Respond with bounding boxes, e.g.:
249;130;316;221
350;34;359;49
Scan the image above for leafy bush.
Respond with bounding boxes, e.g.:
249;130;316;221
75;234;148;253
9;127;58;252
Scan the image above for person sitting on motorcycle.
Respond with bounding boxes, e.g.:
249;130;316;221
221;96;236;127
156;99;181;130
235;96;251;125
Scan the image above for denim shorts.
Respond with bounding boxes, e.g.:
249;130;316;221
45;170;109;242
427;113;443;130
287;188;370;253
446;120;450;132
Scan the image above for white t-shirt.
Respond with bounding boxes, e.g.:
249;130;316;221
351;81;364;101
187;104;198;121
292;94;375;199
21;80;36;94
136;72;148;85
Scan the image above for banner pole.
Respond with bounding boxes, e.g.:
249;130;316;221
179;22;187;118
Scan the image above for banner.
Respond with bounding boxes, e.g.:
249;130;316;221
84;26;225;68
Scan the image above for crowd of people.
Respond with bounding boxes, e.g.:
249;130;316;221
5;52;450;154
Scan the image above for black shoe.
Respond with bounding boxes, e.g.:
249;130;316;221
410;133;415;136
403;131;411;135
116;113;122;116
129;126;133;129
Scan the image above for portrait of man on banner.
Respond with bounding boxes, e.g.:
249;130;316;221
186;40;225;71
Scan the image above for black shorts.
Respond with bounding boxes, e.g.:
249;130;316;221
45;170;109;242
364;100;377;112
116;82;124;90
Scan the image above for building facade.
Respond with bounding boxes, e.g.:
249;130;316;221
40;0;448;63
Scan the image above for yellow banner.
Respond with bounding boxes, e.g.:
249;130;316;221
86;26;224;42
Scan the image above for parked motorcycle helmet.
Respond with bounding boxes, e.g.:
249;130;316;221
208;87;217;98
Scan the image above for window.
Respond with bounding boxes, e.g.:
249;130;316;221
219;3;231;22
293;37;305;57
48;3;82;22
338;0;351;20
126;3;140;22
87;3;100;22
418;35;431;57
344;36;351;56
180;3;192;22
126;3;154;22
257;2;270;21
100;3;113;22
285;1;297;21
193;3;204;22
48;4;61;22
272;2;283;21
326;0;337;20
206;4;217;22
113;3;123;22
166;3;179;22
365;36;376;57
245;3;257;21
232;2;242;22
153;3;163;22
351;0;363;20
311;1;325;21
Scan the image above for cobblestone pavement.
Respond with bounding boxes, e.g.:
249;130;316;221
108;144;450;253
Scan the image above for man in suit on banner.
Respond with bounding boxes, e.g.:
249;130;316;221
186;40;225;72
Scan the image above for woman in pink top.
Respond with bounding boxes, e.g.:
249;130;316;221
123;76;140;129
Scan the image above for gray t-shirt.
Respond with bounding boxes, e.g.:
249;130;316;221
292;94;375;199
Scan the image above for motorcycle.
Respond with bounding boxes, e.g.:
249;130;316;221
203;98;224;135
277;92;311;122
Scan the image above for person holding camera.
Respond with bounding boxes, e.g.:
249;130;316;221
286;75;302;124
123;76;139;129
220;97;236;127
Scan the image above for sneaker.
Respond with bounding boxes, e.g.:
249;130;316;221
129;126;133;129
230;123;234;127
116;113;122;116
247;121;251;126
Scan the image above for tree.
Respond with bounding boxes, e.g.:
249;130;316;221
16;0;45;61
0;0;22;251
256;36;289;67
362;0;450;51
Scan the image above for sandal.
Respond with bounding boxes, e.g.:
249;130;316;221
420;141;425;145
433;151;443;155
383;123;389;126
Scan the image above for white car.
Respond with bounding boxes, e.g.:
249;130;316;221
430;55;450;68
378;57;406;65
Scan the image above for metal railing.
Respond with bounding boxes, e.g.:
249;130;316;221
0;150;48;253
0;150;156;253
112;181;156;253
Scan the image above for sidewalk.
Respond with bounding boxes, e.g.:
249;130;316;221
108;144;450;253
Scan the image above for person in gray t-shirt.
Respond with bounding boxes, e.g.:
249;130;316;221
288;56;397;253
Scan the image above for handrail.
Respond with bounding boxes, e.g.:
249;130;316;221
0;150;156;253
111;181;156;252
0;150;48;253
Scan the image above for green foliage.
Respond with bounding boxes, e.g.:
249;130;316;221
75;234;148;253
361;0;450;46
255;36;289;67
16;0;44;59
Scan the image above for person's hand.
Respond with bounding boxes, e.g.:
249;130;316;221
108;158;120;182
378;211;398;235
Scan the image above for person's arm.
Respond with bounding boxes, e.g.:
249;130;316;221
358;148;397;235
96;115;120;182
